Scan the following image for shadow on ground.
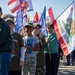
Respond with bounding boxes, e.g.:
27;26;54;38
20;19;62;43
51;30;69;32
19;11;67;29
58;59;75;75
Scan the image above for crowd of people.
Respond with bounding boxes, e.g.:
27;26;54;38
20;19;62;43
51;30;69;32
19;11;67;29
0;6;75;75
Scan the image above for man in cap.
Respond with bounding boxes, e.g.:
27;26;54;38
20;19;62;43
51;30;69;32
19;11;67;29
0;7;13;75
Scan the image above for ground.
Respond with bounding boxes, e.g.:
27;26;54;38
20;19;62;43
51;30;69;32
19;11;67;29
58;57;75;75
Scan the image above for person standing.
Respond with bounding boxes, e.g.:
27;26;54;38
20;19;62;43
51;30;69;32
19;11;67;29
23;22;40;75
0;7;13;75
66;50;74;66
32;23;45;75
5;18;25;75
44;22;58;75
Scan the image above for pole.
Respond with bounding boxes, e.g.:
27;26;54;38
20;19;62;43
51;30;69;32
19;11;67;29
47;41;51;60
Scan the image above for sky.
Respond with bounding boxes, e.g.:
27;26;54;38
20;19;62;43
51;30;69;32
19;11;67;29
0;0;74;20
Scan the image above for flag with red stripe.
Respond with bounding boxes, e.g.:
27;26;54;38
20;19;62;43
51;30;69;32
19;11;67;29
8;0;20;13
53;1;75;56
46;7;55;23
20;0;33;12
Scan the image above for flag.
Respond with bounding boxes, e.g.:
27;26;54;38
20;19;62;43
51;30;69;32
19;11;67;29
20;0;28;11
23;13;28;25
53;1;75;56
20;0;33;12
8;0;20;13
8;0;33;13
15;9;23;31
33;12;39;22
27;0;33;11
39;6;47;36
46;7;55;23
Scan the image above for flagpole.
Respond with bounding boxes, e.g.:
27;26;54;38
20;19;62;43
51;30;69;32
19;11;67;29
56;1;74;20
43;30;51;60
47;42;51;60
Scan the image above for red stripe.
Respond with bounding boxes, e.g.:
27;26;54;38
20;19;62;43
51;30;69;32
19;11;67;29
53;20;69;56
11;4;20;13
48;7;55;22
8;0;17;5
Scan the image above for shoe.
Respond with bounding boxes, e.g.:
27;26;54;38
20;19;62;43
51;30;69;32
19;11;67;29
70;63;73;66
66;63;70;66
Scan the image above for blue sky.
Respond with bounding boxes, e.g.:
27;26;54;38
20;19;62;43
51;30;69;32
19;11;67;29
0;0;74;20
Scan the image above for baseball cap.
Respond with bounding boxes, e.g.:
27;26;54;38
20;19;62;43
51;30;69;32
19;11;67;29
5;18;14;24
24;22;34;28
33;23;41;28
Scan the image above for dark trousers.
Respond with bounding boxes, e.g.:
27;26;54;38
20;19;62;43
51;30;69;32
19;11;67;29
45;53;58;75
8;70;21;75
66;50;74;65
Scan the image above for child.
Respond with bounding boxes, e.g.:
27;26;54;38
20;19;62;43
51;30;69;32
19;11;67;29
33;23;45;75
44;22;58;75
23;22;40;75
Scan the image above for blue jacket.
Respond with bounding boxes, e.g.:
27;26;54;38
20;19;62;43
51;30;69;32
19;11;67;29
0;18;13;52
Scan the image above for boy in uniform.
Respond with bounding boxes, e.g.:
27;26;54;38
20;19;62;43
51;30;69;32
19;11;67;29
33;23;45;75
44;22;58;75
23;22;40;75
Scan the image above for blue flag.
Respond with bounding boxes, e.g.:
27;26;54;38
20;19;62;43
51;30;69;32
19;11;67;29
15;9;23;31
39;6;47;36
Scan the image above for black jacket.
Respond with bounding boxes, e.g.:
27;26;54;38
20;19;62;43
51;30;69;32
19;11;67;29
0;18;13;52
